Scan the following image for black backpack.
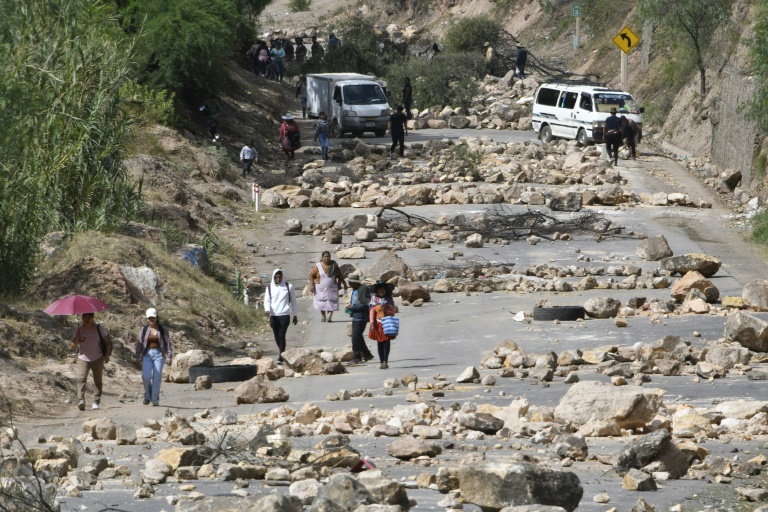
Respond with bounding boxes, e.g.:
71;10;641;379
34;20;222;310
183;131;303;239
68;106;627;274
96;324;111;357
288;131;301;149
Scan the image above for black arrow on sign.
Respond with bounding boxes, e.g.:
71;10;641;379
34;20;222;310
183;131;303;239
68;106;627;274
620;32;631;47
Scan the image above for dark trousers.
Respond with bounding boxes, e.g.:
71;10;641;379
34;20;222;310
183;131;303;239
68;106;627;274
377;340;391;363
606;136;621;163
625;138;636;158
207;119;218;138
352;321;373;359
390;131;405;156
242;158;253;176
269;315;290;357
404;101;412;119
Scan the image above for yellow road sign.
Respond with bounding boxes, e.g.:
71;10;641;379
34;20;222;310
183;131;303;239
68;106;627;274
613;26;640;54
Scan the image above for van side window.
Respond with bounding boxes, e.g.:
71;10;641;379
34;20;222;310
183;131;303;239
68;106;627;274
580;93;593;111
333;86;342;104
536;87;559;107
560;92;578;110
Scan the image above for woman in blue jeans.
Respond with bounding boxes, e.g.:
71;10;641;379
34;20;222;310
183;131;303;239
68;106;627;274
314;111;331;160
135;308;173;406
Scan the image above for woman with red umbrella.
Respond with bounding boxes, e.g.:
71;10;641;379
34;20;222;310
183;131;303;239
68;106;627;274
70;312;112;410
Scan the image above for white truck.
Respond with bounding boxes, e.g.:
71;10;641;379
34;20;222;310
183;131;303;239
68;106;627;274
306;73;392;138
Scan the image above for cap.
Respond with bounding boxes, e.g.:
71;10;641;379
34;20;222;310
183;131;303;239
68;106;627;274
483;41;490;47
347;272;362;284
146;308;158;318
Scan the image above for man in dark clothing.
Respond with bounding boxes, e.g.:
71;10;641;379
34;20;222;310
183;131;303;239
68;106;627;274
402;77;413;120
388;105;408;159
347;273;375;364
515;46;528;78
328;33;341;48
311;35;324;60
200;96;222;142
604;108;622;165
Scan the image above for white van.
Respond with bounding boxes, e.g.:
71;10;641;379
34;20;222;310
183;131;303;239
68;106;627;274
531;83;644;146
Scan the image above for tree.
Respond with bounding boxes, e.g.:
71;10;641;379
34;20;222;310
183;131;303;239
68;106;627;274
443;15;503;54
639;0;730;96
749;0;768;129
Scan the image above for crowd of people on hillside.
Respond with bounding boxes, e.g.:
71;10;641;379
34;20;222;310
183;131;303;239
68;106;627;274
245;33;340;82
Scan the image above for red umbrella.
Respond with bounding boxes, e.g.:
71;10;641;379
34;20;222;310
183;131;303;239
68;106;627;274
44;295;110;316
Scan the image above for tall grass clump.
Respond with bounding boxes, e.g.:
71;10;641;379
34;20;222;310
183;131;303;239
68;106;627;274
0;0;142;295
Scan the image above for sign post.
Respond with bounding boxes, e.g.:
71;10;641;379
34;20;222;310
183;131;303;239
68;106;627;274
252;183;260;213
573;5;581;50
612;26;640;90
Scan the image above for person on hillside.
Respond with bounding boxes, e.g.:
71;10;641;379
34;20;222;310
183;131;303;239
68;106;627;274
328;33;341;49
368;282;396;369
402;77;413;120
247;42;261;75
483;41;496;75
296;75;308;119
135;308;172;407
620;116;636;160
278;113;301;163
283;38;295;62
515;46;528;79
314;111;331;161
264;269;298;365
309;250;347;323
240;139;258;178
295;36;307;62
71;312;112;411
257;42;270;77
388;105;408;159
270;41;286;82
310;35;325;61
200;96;222;142
604;108;622;166
346;272;375;364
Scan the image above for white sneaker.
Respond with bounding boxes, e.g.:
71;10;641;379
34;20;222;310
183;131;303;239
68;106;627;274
92;403;100;410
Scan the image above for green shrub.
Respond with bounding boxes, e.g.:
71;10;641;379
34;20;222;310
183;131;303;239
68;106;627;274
452;144;483;180
0;0;142;294
289;0;311;12
752;208;768;244
385;52;483;110
120;80;175;125
443;15;502;53
749;0;768;129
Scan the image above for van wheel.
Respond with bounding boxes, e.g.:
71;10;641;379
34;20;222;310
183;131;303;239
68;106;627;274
331;120;343;138
577;129;589;147
540;125;553;144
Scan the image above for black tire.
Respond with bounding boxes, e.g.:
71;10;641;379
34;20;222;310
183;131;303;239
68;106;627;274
577;128;589;147
540;125;553;144
374;129;386;137
188;365;257;383
532;306;585;322
331;120;343;138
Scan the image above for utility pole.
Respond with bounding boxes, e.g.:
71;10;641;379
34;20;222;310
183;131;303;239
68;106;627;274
573;5;581;51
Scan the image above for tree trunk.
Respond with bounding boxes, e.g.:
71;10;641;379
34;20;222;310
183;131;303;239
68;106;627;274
699;65;706;96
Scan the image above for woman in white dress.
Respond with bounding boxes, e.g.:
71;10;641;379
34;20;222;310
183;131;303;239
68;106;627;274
309;251;347;322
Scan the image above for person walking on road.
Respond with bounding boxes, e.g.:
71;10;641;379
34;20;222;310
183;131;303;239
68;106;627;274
270;41;286;82
604;108;621;166
264;269;298;365
200;96;222;142
240;139;258;178
346;273;375;364
515;46;528;79
368;282;396;369
71;312;111;411
314;111;331;161
388;105;408;159
278;113;301;163
309;250;347;323
135;308;172;407
296;75;308;119
310;35;324;61
402;77;413;120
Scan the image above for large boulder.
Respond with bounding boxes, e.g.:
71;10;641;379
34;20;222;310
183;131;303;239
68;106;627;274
614;430;672;475
358;470;411;509
169;350;214;383
583;297;621;319
742;279;768;311
554;381;665;432
311;473;376;510
387;437;442;460
260;189;288;208
724;311;768;352
458;412;504;434
705;344;750;369
253;494;303;512
548;193;582;212
366;251;414;281
459;462;583;512
660;254;722;277
233;376;289;404
636;235;673;261
281;348;326;374
670;271;719;303
397;283;430;302
119;266;165;304
335;214;385;235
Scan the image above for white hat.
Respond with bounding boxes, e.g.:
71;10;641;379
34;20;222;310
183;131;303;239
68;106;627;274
146;308;158;318
282;113;295;120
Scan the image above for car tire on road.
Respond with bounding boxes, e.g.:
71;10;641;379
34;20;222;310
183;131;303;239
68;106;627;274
331;120;343;138
577;128;589;147
540;125;553;144
188;365;258;383
532;305;585;322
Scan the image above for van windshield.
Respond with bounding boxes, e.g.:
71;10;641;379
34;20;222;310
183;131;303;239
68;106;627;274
594;93;640;114
343;84;387;105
